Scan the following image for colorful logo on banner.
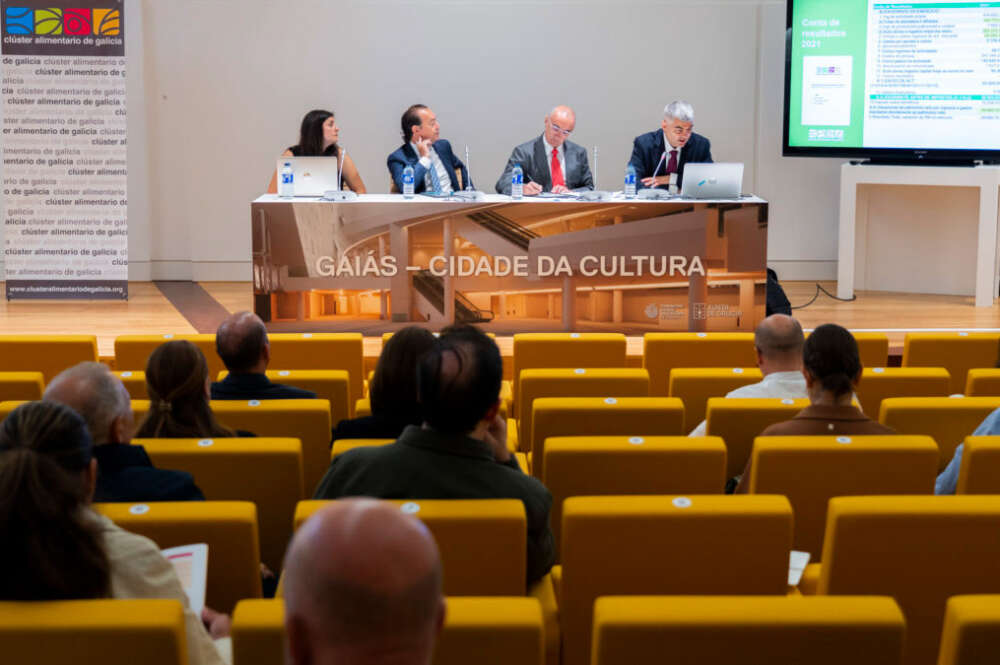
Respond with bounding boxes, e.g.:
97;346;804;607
4;7;120;35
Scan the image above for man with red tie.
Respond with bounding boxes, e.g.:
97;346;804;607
495;105;595;195
629;100;713;190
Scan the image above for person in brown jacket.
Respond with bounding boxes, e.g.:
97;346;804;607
735;323;895;492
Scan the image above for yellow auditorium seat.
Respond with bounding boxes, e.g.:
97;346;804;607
849;332;891;369
817;496;1000;665
0;371;44;402
217;369;351;422
0;400;24;423
113;369;147;399
529;397;684;479
705;397;809;478
268;333;364;404
878;396;1000;470
96;501;262;612
592;595;905;665
856;367;951;416
232;597;544;665
138;437;304;571
668;367;762;428
115;334;222;379
354;397;371;418
938;595;1000;665
902;332;1000;394
0;334;98;382
643;332;757;397
295;499;528;595
559;495;793;665
514;368;649;452
747;435;938;557
0;599;188;665
965;368;1000;396
512;333;626;403
542;436;726;555
957;436;1000;493
330;438;393;461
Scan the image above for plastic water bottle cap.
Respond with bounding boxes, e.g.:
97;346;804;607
604;398;618;405
873;367;885;373
732;368;744;374
400;502;420;514
197;439;214;447
628;437;645;445
279;370;290;376
120;371;132;378
248;399;261;407
303;333;313;338
959;332;969;336
672;497;693;509
697;332;707;338
781;398;795;405
129;504;150;516
574;368;586;375
163;334;174;339
570;333;580;339
836;436;852;444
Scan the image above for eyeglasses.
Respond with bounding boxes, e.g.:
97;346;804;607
549;122;572;137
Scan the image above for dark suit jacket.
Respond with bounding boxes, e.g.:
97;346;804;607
387;139;469;194
314;425;555;586
331;414;412;441
495;136;594;194
210;373;317;400
628;129;712;189
94;443;205;502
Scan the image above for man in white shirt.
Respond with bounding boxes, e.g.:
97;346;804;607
387;104;469;194
689;314;807;436
495;105;594;195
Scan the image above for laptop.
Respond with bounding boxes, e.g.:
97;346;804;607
679;163;743;199
276;157;340;196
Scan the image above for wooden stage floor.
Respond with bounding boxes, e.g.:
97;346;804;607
1;281;999;358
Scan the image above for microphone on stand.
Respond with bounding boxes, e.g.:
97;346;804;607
637;152;671;200
321;147;359;201
579;145;610;200
650;151;667;185
449;145;485;200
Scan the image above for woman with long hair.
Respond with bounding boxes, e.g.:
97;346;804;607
269;109;367;193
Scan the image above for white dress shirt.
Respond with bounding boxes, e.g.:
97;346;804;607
688;371;808;437
411;141;453;194
542;136;567;187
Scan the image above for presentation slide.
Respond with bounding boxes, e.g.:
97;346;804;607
787;0;1000;150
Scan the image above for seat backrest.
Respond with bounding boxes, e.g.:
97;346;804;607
668;367;762;427
561;495;793;665
938;595;1000;665
850;332;891;369
0;599;188;665
957;436;1000;493
517;368;649;450
965;368;1000;396
856;367;951;417
748;435;939;557
232;597;544;665
878;397;1000;471
0;371;44;402
267;333;364;404
330;438;394;461
592;595;904;665
0;334;98;382
0;400;23;424
542;436;726;557
217;369;352;422
530;397;684;479
512;333;626;401
705;397;809;478
95;501;262;613
114;370;147;399
902;332;1000;394
115;334;221;378
138;437;304;571
819;496;1000;665
642;332;756;397
294;499;527;595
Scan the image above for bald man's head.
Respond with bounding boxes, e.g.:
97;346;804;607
216;311;269;374
544;105;576;149
283;499;444;665
43;361;132;446
754;314;804;373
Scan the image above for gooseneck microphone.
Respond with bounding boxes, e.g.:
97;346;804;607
650;151;667;186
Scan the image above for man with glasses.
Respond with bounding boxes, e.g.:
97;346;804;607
495;105;594;195
629;100;712;190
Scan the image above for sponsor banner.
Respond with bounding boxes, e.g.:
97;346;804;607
2;0;127;300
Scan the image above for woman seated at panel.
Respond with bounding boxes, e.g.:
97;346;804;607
268;109;367;194
734;323;895;493
0;401;231;665
136;340;254;439
332;326;436;440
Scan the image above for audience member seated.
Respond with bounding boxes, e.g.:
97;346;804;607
44;362;205;502
735;323;895;493
136;340;253;439
283;498;445;665
689;313;806;436
0;401;230;665
314;324;555;586
332;326;436;440
211;311;316;401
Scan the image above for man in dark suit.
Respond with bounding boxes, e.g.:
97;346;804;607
211;311;317;400
44;362;205;502
387;104;469;194
495;105;594;195
629;100;712;189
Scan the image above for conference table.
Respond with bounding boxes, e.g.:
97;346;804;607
250;193;769;333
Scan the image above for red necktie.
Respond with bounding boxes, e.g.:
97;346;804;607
551;148;565;189
666;149;679;174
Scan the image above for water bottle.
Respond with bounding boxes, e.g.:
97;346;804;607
511;163;523;200
278;162;294;198
624;163;637;198
402;165;415;199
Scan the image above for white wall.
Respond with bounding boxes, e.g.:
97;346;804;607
123;0;844;281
